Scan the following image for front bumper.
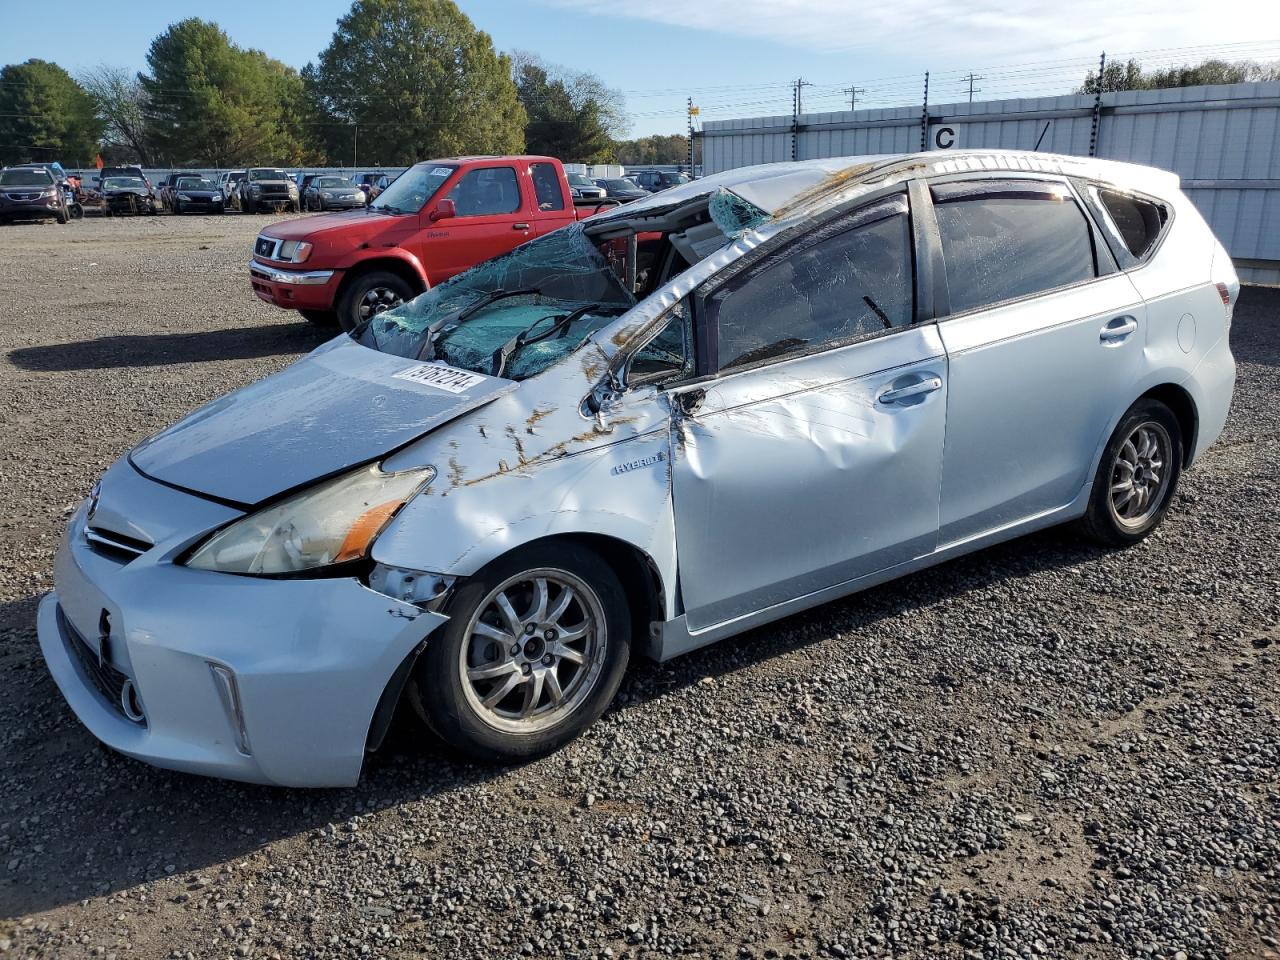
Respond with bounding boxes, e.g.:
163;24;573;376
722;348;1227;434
249;259;340;312
0;196;60;218
38;502;447;787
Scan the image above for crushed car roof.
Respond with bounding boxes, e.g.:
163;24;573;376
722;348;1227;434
606;150;1181;223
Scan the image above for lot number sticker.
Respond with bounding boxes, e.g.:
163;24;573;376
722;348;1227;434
393;363;487;394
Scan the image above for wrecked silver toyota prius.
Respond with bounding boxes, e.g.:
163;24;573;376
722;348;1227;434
39;150;1237;786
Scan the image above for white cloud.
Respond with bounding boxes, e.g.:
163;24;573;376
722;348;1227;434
546;0;1279;64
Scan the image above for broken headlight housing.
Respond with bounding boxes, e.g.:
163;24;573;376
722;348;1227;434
185;463;434;575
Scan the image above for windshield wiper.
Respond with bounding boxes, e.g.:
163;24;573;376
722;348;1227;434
490;303;610;379
415;288;543;361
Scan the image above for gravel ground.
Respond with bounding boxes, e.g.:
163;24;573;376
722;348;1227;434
0;214;1277;960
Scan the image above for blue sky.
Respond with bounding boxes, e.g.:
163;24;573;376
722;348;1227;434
3;0;1275;137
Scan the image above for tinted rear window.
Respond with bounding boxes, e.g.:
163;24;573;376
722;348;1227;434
932;180;1095;314
1097;188;1168;260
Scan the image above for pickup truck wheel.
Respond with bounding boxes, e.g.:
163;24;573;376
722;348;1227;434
337;271;414;332
300;309;338;327
407;541;631;761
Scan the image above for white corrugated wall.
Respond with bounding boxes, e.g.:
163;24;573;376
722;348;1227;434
702;81;1280;284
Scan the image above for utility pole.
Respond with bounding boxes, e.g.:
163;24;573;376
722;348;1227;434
686;97;697;174
352;122;358;169
843;85;867;111
792;77;812;161
962;72;984;103
920;72;930;151
1089;51;1106;157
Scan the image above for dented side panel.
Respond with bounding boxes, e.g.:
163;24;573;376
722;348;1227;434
669;324;949;632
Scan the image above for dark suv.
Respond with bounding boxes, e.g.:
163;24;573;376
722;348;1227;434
629;170;692;193
0;166;70;224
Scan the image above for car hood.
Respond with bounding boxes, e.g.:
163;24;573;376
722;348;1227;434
263;209;399;241
129;337;515;505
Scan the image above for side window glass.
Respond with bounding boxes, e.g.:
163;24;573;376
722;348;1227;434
932;180;1095;314
447;167;521;217
629;301;694;387
1096;188;1168;260
711;198;914;372
530;162;565;211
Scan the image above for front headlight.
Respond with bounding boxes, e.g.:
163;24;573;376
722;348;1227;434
185;463;434;575
321;191;335;199
39;188;58;199
277;239;313;263
177;193;192;201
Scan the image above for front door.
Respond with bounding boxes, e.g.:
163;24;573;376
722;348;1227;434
667;193;948;632
422;164;530;282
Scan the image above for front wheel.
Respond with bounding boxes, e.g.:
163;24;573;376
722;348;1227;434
1078;398;1183;546
335;270;414;332
56;205;69;224
408;541;631;761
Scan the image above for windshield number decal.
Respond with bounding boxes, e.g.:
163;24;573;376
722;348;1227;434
393;363;487;394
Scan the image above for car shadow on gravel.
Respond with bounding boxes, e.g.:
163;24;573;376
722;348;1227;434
6;323;331;372
1;522;1107;920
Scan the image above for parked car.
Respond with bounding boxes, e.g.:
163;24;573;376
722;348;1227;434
630;170;692;193
238;167;299;213
169;175;225;214
354;172;390;199
41;150;1237;787
100;175;157;216
566;172;606;200
594;177;647;201
220;170;246;205
302;175;367;212
155;173;182;211
249;155;612;330
97;165;150;191
0;166;70;224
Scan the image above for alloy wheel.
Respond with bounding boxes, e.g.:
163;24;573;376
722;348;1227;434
459;568;607;734
1108;420;1172;529
358;285;404;321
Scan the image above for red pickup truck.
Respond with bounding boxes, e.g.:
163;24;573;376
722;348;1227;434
249;156;614;331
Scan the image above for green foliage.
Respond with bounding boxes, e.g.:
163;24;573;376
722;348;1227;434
615;134;693;166
0;60;103;166
515;56;617;163
141;19;308;166
304;0;526;165
1080;57;1280;94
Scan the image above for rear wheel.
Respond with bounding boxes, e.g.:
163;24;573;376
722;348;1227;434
335;270;414;332
408;541;631;761
1078;398;1183;546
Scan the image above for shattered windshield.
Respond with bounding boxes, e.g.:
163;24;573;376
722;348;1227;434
354;224;636;380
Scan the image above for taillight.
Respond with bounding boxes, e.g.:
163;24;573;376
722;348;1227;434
1215;282;1234;327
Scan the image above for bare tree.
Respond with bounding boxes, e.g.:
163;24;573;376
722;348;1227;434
79;64;153;163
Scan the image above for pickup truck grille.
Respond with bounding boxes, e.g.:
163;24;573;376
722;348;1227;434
255;236;281;259
258;184;290;197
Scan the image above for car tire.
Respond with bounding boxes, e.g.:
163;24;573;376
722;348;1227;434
407;540;631;762
300;309;338;327
335;270;414;332
1078;398;1183;547
56;205;69;224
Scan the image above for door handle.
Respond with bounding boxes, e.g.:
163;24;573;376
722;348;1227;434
1099;315;1138;342
513;223;530;231
877;376;943;405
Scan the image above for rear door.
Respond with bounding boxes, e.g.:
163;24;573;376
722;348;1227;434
668;191;949;632
927;177;1147;544
427;164;531;281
